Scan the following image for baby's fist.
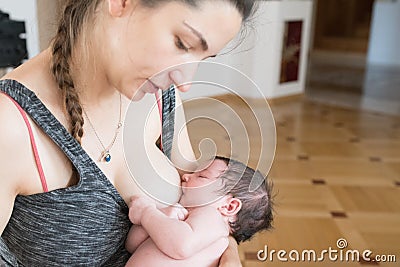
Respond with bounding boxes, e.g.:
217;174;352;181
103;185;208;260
161;204;188;221
129;195;157;225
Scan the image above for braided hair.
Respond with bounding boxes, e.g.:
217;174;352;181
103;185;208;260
51;0;102;144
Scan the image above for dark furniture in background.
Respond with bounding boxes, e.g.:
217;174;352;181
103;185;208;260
0;9;28;68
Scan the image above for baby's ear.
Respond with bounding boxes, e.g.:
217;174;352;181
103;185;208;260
218;197;242;217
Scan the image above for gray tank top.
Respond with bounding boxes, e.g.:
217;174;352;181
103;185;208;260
0;79;175;266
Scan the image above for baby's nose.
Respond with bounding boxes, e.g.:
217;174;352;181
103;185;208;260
182;174;190;182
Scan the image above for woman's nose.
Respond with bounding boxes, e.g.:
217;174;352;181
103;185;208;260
169;70;191;92
169;62;200;92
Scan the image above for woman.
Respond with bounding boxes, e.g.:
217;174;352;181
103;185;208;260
0;0;258;266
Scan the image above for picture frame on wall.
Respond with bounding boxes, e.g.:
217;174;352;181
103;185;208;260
280;20;303;84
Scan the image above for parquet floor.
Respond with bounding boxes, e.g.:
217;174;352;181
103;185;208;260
184;95;400;267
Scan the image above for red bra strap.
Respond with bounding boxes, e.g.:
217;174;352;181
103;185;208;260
155;90;163;151
2;93;49;192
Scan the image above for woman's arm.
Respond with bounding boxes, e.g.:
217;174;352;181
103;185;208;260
0;94;30;234
0;185;16;235
218;236;242;267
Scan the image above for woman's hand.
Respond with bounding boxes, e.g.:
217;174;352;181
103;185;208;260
218;236;242;267
128;195;157;225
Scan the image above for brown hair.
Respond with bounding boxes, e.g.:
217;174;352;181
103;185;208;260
142;0;258;22
215;156;274;243
51;0;102;143
51;0;259;144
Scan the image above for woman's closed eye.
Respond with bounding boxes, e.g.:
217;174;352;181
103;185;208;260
175;36;190;52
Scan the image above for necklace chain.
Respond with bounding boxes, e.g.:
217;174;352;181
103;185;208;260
83;93;123;163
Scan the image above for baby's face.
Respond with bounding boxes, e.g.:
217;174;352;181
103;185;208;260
179;159;228;207
181;159;227;188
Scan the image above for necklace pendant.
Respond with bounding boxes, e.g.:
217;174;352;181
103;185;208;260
102;151;112;163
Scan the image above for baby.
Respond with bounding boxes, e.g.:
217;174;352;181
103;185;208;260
125;156;274;267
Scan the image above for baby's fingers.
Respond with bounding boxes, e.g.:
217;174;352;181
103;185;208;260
175;204;188;220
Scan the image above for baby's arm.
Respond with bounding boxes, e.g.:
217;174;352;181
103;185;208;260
127;200;189;253
130;196;229;260
126;225;149;253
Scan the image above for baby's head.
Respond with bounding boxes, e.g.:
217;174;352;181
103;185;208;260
180;156;274;243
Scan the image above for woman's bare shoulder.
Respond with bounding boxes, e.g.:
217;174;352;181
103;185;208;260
0;92;28;139
0;93;34;187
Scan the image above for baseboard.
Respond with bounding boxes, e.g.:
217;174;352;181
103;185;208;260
266;93;305;105
209;93;305;106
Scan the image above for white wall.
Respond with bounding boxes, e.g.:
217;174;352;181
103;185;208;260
368;0;400;66
0;0;40;58
182;0;313;100
37;0;61;51
257;0;313;99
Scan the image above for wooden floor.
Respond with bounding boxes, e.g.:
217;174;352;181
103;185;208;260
184;95;400;266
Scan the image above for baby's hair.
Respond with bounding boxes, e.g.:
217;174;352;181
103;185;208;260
214;156;274;243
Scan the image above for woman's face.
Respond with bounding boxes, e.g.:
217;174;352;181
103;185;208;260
100;0;243;100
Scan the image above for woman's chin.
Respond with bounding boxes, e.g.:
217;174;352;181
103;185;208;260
130;90;146;102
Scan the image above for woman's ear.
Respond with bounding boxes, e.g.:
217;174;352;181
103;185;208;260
108;0;128;17
218;197;242;217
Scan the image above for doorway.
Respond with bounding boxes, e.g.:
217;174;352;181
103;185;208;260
307;0;375;99
305;0;400;115
313;0;374;54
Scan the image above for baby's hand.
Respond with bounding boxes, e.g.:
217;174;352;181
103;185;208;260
160;204;188;221
129;195;157;225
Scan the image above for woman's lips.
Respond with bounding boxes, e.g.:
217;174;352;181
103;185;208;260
146;79;161;93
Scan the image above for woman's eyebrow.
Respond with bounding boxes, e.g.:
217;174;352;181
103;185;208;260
183;21;209;51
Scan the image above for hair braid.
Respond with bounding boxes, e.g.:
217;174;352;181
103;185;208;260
51;1;92;144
